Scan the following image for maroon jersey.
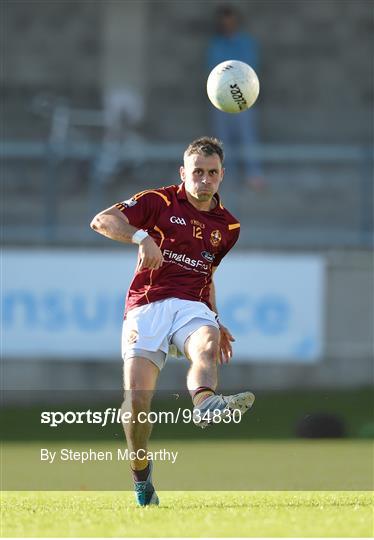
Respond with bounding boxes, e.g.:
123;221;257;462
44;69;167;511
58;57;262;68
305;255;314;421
116;183;240;313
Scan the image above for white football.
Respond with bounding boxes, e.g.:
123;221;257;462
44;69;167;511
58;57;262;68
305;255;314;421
207;60;260;113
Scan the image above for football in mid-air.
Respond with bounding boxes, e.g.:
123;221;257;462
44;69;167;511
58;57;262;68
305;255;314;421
207;60;260;113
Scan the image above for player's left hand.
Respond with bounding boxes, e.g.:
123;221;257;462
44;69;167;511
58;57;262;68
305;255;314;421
218;323;235;364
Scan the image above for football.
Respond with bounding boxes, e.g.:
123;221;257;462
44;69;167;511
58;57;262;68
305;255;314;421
207;60;260;113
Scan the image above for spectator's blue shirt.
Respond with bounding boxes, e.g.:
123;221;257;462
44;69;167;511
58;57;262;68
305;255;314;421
207;32;259;71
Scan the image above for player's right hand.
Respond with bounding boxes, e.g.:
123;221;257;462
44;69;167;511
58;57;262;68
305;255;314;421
138;236;164;271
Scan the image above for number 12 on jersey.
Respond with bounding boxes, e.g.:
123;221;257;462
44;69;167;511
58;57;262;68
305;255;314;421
192;225;203;239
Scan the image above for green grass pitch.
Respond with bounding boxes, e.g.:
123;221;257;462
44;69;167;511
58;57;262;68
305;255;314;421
1;491;372;537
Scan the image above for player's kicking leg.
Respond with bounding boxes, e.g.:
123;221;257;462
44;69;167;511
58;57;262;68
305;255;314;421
121;356;160;506
184;325;255;428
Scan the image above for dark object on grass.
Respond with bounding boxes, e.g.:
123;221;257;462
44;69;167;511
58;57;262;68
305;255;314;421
296;413;346;438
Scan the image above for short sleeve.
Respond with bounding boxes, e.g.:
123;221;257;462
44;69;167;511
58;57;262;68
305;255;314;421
213;225;240;267
115;189;170;231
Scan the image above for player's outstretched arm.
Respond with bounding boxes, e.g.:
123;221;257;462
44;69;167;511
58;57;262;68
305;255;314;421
90;205;137;243
210;268;235;364
90;205;164;270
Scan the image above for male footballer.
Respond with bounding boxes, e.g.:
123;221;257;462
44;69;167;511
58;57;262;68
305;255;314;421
90;137;255;506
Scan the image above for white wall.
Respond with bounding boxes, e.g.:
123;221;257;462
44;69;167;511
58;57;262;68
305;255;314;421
3;249;324;362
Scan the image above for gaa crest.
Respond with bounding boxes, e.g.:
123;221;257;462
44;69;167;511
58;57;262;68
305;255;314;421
210;229;222;247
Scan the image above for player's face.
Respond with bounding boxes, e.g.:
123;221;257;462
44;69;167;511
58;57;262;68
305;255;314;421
180;153;224;203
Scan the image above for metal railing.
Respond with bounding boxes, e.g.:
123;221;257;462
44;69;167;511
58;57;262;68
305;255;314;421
2;140;373;248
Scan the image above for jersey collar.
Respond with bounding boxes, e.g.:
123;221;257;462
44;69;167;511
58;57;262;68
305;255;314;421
176;183;224;213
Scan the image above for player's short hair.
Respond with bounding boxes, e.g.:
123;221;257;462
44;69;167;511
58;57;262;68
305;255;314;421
184;136;224;164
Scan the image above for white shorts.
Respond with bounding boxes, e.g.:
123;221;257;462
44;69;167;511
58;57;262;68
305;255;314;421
122;298;219;370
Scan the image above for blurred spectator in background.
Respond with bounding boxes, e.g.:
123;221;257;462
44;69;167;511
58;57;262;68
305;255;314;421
92;87;145;184
207;5;265;207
